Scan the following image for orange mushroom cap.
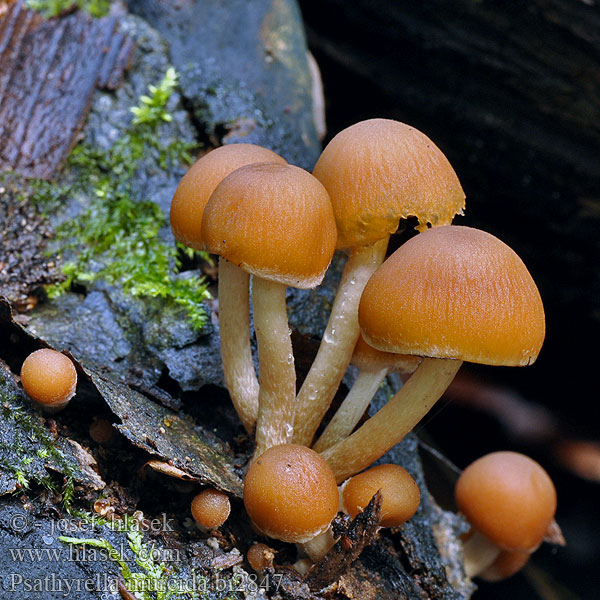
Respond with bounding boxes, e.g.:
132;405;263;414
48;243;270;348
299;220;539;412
312;118;465;249
455;451;557;552
20;349;77;409
352;334;421;375
243;444;339;543
246;543;275;572
191;488;231;529
202;163;337;289
341;463;420;527
359;225;545;366
170;144;286;250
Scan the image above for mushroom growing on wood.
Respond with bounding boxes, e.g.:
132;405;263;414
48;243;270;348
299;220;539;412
202;164;337;455
170;144;286;434
243;444;339;561
294;118;465;447
320;225;545;482
191;488;231;529
20;349;77;413
341;463;420;528
455;451;558;578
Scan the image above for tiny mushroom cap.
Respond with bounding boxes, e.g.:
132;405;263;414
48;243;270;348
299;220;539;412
191;488;231;529
20;349;77;410
312;118;465;250
243;444;339;543
359;225;546;366
455;451;557;552
170;144;286;250
89;419;116;445
246;543;275;573
202;162;337;289
341;464;420;528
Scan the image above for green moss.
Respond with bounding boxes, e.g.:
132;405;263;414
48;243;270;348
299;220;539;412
0;399;77;508
26;0;111;18
40;68;209;331
59;515;242;599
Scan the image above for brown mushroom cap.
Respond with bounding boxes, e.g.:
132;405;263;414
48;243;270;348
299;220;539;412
455;452;557;552
20;349;77;408
202;163;337;289
352;334;421;375
243;444;339;543
170;144;286;250
312;118;465;249
246;543;275;572
341;464;420;527
359;225;545;366
191;488;231;528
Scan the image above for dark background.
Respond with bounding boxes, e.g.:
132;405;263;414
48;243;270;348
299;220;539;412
299;1;600;598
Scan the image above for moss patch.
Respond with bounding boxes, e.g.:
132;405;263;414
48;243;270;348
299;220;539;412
26;0;111;18
34;68;210;331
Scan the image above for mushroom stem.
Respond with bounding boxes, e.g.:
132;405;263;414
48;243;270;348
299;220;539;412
462;530;502;578
253;277;296;457
298;526;337;563
313;368;387;452
218;257;259;434
293;238;389;446
321;357;462;482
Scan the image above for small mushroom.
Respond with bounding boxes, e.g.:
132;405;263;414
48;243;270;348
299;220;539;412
191;488;231;529
455;451;558;578
294;118;465;447
170;144;287;435
313;335;420;452
321;226;545;482
340;463;420;528
246;542;275;573
203;164;337;456
243;444;339;561
20;349;77;413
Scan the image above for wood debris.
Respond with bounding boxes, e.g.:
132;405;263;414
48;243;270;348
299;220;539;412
0;1;134;179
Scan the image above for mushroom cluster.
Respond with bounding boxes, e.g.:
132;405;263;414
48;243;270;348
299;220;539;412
170;118;559;580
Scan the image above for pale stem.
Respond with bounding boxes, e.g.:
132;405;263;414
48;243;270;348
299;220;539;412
218;258;259;434
253;277;296;458
321;357;463;483
293;238;389;446
463;530;502;578
313;368;387;453
298;526;336;562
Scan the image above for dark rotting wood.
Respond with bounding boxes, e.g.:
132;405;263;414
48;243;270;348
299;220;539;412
0;1;135;179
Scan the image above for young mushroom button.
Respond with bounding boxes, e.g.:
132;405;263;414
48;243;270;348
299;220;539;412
321;225;545;482
170;144;287;436
455;451;558;578
341;464;420;528
20;349;77;413
243;445;339;551
202;164;337;457
191;488;231;529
